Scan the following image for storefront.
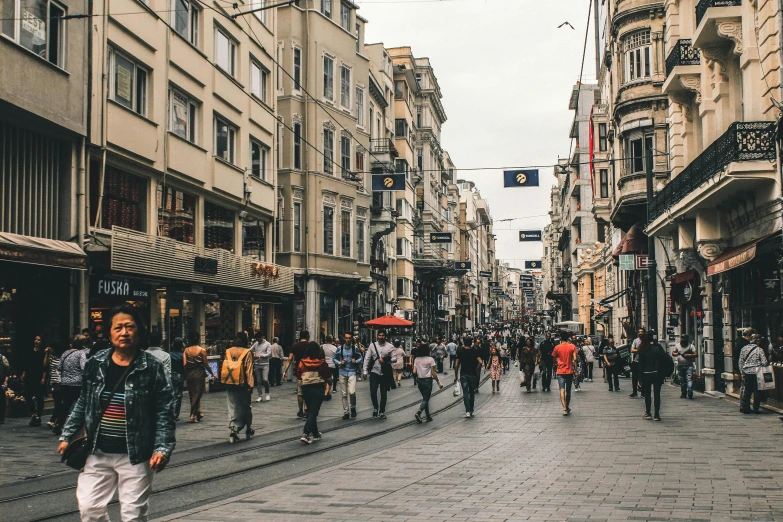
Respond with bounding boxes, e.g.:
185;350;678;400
89;274;151;338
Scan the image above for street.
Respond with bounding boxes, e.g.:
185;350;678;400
3;367;782;521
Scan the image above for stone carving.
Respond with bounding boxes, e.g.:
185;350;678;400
341;129;353;139
323;193;337;206
715;20;743;56
292;188;304;200
679;74;702;103
701;46;728;89
340;198;353;210
670;91;693;121
292;113;303;124
323;120;336;131
697;242;723;262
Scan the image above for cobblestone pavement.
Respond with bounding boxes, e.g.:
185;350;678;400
157;368;783;522
0;371;431;487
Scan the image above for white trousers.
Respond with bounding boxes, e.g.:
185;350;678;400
339;374;357;413
77;451;154;522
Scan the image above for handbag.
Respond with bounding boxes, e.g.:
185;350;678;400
62;358;136;471
756;365;776;391
453;383;461;397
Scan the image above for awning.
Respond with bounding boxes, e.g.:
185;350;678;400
612;223;647;263
0;232;86;270
670;269;700;311
672;269;699;285
707;232;779;276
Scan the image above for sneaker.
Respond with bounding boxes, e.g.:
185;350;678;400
415;411;423;424
653;416;661;422
312;432;322;441
265;394;271;402
229;429;239;443
29;416;41;427
372;410;378;418
300;435;312;444
629;393;637;398
342;413;350;420
563;410;569;416
350;407;357;418
464;412;471;418
297;411;305;419
425;417;434;422
379;412;387;419
642;413;652;420
256;397;263;402
246;428;255;440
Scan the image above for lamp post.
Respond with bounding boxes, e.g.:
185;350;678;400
645;147;658;334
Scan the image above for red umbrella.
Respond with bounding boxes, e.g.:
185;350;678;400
364;315;414;328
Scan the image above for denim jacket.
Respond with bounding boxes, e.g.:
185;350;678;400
60;348;176;465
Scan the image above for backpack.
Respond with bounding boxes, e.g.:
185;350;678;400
657;345;674;377
220;349;250;385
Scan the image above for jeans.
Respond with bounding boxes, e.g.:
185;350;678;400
436;358;444;374
541;361;553;391
641;373;662;416
584;362;593;380
331;367;340;391
417;377;433;418
449;354;456;368
741;372;761;412
50;387;63;425
557;374;573;407
605;366;620;391
630;362;639;395
339;374;357;413
77;450;154;522
369;373;388;413
269;358;282;385
24;380;45;417
460;374;477;413
678;365;694;398
253;365;270;396
302;383;325;435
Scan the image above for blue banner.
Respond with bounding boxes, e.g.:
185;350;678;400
372;173;405;191
455;261;472;271
518;230;542;242
503;169;539;188
524;260;542;270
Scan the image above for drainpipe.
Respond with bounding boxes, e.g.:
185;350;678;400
77;136;88;329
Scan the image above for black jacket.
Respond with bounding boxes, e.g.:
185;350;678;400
637;343;666;375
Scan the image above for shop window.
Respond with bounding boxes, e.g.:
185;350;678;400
157;185;196;243
242;219;266;260
204;201;235;251
90;165;146;232
2;0;66;67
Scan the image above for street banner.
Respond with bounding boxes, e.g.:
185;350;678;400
371;173;405;191
518;230;542;242
488;281;499;287
479;270;492;278
524;260;541;270
429;232;452;244
521;282;534;288
493;287;503;294
455;261;472;271
503;169;540;188
521;274;533;281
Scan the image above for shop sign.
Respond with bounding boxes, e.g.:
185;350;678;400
683;281;693;302
707;245;757;276
479;271;492;278
455;261;472;271
96;278;149;299
429;232;452;244
619;255;635;271
251;262;281;288
194;256;218;275
635;255;650;270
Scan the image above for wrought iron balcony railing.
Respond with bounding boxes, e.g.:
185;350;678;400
665;39;701;77
648;121;775;223
370;138;397;157
696;0;741;27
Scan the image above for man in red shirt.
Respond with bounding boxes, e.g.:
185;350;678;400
552;332;578;416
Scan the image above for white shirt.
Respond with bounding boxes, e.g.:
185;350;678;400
582;344;595;363
250;340;271;366
322;343;338;367
414;356;437;378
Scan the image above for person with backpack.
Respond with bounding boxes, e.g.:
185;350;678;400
637;331;670;421
334;332;363;419
738;333;768;414
296;342;332;444
184;331;215;423
221;332;255;443
362;329;397;419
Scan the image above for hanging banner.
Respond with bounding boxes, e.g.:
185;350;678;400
503;169;540;188
479;270;492;278
492;288;503;294
488;281;499;287
521;282;534;289
455;261;472;271
429;232;453;244
524;260;541;270
521;274;533;281
518;230;543;242
371;173;405;191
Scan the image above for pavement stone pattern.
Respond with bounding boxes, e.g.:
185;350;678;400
156;367;783;522
0;370;434;486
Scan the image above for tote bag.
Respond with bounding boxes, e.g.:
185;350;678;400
755;365;776;391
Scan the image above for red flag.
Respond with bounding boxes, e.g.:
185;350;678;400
588;107;595;203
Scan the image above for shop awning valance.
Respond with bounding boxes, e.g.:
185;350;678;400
0;232;86;269
612;223;647;262
672;269;699;285
706;232;779;276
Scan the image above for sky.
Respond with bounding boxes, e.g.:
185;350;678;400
356;0;599;270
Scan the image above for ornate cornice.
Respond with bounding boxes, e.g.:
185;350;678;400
670;91;694;121
679;74;702;103
323;120;336;132
716;20;743;55
700;46;729;89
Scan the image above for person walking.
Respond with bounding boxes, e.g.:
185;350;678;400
447;338;457;369
184;331;215;423
168;337;186;421
57;336;89;431
321;335;338;396
574;339;586;392
58;305;175;521
145;331;171;383
582;339;595;382
602;338;622;392
284;331;311;420
629;328;645;398
46;340;64;432
637;332;666;421
738;333;768;414
552;332;578;416
487;346;502;394
0;351;8;424
334;333;363;420
297;342;331;444
269;337;284;386
414;344;443;423
538;333;556;392
249;333;272;403
453;338;483;418
22;334;48;427
498;342;508;374
518;337;539;392
392;340;406;388
363;330;397;419
221;332;255;442
671;334;697;399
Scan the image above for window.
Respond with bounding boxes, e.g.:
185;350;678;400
396;237;412;258
598;123;607;152
323;55;334;100
625;132;653;174
623;30;651;83
323;128;334;174
416;148;423;171
323;205;334;255
396;278;411;297
204;202;235;251
251;0;268;25
242;220;266;260
368;105;374;139
215;27;236;77
157;185;195;243
293;47;301;90
214;116;236;164
2;0;66;67
250;60;269;103
293;122;302;170
355;149;364;174
394;80;404;99
339;2;350;31
251;139;269;181
340;65;351;108
395;159;409;183
599;169;609;198
415;73;422;89
395;119;408;138
355;88;365;127
416;106;422;128
276;44;282;91
108;47;147;115
320;0;331;17
356;219;365;262
169;87;198;143
355;23;360;53
340;135;351;178
172;0;198;46
276;198;282;251
341;210;351;256
94;166;145;232
293;202;302;252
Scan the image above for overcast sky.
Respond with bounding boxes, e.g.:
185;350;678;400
357;0;598;270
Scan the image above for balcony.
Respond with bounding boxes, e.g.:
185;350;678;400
370;138;397;156
665;40;701;78
693;0;742;53
649;121;776;224
369;139;397;174
696;0;741;27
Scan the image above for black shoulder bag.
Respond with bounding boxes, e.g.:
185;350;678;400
62;358;136;470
